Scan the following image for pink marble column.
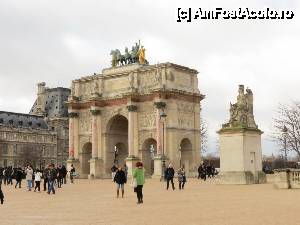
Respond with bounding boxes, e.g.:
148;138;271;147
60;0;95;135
68;112;78;159
154;101;166;156
127;105;137;157
156;108;162;155
91;109;100;158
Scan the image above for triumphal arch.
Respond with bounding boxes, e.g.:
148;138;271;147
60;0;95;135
67;43;204;178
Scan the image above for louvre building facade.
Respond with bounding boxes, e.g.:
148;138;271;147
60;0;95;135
0;82;70;168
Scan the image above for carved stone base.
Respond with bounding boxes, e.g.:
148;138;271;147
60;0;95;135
66;158;80;177
89;157;104;179
219;171;266;184
125;156;140;178
152;155;168;179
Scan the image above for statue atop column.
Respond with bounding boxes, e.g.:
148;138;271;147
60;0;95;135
224;85;257;129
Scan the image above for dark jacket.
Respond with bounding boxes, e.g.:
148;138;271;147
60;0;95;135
114;170;127;184
165;167;175;180
15;169;23;181
61;166;67;177
48;168;57;181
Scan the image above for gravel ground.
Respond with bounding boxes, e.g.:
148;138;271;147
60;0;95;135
0;178;299;225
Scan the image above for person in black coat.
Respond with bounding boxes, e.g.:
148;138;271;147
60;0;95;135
61;165;67;184
0;178;4;204
165;164;175;190
15;167;23;188
113;166;127;198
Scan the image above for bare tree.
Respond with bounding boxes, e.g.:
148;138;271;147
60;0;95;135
200;116;208;154
272;102;300;158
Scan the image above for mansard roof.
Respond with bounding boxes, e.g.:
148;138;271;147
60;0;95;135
0;111;48;129
30;87;70;118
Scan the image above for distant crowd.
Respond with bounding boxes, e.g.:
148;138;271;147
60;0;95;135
0;161;218;206
0;163;76;205
110;162;218;205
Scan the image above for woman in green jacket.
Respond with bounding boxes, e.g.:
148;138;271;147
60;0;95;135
133;162;145;204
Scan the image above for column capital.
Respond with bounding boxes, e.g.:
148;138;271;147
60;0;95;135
68;112;79;118
154;101;166;109
127;105;138;112
90;109;101;116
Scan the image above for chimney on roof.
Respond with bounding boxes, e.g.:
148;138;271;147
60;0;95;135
35;82;47;117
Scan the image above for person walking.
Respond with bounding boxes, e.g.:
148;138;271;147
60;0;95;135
197;164;202;179
43;167;49;191
15;167;23;189
133;162;145;204
7;167;13;185
165;164;175;190
3;167;7;185
177;166;186;190
111;164;118;182
47;164;56;195
34;169;42;192
57;165;63;188
70;164;76;184
25;165;33;191
114;166;127;198
61;165;67;184
0;178;4;204
123;163;128;180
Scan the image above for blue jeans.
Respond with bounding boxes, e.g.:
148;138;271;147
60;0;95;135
27;180;32;191
47;180;55;194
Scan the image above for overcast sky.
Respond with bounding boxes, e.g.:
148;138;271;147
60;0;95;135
0;0;299;156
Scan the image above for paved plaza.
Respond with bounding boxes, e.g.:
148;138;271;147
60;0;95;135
1;178;300;225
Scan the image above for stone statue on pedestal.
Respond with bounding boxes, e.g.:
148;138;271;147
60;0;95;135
225;85;257;129
218;84;265;185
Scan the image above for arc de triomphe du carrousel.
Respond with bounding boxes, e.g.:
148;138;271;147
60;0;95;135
66;42;204;178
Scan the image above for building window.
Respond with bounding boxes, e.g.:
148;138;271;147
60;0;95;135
3;159;7;167
13;144;17;155
1;144;8;155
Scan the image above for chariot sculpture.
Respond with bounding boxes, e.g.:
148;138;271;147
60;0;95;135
110;40;148;67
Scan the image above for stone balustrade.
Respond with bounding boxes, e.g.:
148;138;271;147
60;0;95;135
273;168;300;189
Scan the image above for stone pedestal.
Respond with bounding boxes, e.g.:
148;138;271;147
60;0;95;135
219;171;266;185
218;127;266;184
66;158;80;176
125;156;140;178
88;158;104;179
152;155;168;179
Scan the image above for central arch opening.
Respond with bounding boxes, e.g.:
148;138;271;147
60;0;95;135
106;115;128;170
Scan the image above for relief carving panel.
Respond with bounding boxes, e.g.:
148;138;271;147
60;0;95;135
79;110;91;133
138;111;156;129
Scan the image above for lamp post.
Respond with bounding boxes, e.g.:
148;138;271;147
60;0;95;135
179;146;182;168
282;125;288;168
160;111;167;181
